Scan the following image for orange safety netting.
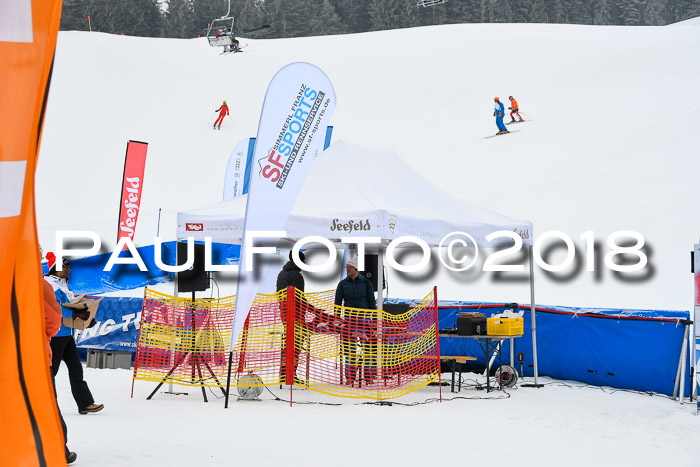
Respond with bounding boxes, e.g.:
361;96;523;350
134;287;440;400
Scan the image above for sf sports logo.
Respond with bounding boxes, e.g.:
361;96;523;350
186;223;203;231
259;86;318;185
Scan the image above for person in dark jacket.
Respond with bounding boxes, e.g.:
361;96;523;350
276;250;305;293
335;258;377;386
276;251;306;385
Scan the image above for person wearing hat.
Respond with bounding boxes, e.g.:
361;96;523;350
508;96;523;123
335;258;377;386
214;100;229;130
44;252;104;415
493;97;509;135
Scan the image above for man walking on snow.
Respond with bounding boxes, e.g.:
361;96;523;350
214;100;229;129
493;97;509;135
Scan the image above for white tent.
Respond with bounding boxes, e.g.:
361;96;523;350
177;141;533;245
176;140;541;385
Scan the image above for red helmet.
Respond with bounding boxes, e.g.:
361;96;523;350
494;97;500;101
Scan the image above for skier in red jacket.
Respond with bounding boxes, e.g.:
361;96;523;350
214;101;229;129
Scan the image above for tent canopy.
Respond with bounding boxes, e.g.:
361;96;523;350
177;141;533;247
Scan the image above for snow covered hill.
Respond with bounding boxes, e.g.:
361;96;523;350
37;22;700;312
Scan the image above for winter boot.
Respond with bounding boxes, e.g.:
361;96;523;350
79;403;104;414
217;125;221;130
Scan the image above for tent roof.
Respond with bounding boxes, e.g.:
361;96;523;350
177;141;533;247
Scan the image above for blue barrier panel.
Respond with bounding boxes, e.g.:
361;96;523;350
43;241;240;295
386;298;691;396
74;297;144;352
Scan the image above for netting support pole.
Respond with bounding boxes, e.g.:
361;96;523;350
224;351;234;408
433;286;442;402
131;287;148;399
286;286;296;407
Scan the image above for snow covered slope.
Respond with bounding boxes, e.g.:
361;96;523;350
37;23;700;311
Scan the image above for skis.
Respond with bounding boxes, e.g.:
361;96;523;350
220;43;248;55
483;130;520;139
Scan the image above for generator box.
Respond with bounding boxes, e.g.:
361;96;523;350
457;316;487;336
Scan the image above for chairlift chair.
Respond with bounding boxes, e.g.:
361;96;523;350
205;0;236;48
206;17;236;48
417;0;448;6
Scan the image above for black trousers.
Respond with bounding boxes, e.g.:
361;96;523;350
51;372;71;458
50;335;94;411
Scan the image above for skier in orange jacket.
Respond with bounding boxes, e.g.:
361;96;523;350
508;96;523;122
214;101;229;129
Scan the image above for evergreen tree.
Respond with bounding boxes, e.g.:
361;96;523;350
618;0;642;24
331;0;371;34
592;0;614;24
512;0;533;23
491;0;514;22
530;0;549;22
369;0;399;31
394;0;420;28
309;0;344;36
547;0;565;23
278;0;316;38
641;0;666;24
165;0;194;38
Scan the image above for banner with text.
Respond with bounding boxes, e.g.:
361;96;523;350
117;140;148;248
230;62;336;351
223;137;255;200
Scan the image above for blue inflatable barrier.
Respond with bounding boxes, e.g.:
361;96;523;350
74;296;143;352
387;298;692;397
43;241;240;295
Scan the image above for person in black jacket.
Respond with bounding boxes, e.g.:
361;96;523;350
276;251;306;385
335;258;377;386
276;251;305;293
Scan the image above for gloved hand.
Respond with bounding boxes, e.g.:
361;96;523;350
508;107;512;110
72;303;90;321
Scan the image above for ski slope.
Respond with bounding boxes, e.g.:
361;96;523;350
37;22;700;312
36;21;700;467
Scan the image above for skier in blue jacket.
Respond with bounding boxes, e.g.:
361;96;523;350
493;97;509;135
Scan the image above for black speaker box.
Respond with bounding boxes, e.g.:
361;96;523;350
177;242;208;293
360;254;386;292
457;317;487;336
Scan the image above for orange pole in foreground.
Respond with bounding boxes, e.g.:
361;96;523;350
0;0;67;465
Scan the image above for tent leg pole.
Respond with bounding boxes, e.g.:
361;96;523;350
677;324;689;404
674;324;689;399
521;245;543;388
